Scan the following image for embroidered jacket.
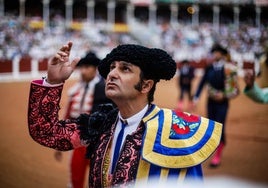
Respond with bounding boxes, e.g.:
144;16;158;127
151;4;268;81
28;80;222;187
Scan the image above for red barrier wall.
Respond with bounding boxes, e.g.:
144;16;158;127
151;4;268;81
0;59;12;73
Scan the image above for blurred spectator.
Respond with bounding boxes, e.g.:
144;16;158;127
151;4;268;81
192;44;240;168
177;59;195;111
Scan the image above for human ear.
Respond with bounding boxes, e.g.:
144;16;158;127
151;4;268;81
141;80;154;93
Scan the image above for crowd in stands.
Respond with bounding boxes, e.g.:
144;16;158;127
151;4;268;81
160;22;267;65
0;15;267;69
0;16;138;62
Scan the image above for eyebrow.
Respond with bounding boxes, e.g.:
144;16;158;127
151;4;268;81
111;61;133;67
120;61;133;67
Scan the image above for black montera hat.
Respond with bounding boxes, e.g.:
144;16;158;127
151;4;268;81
76;51;100;67
211;44;228;55
98;44;176;81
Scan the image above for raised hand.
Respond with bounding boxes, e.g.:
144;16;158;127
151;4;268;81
47;41;80;84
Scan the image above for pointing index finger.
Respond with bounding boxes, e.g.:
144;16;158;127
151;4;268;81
60;41;73;53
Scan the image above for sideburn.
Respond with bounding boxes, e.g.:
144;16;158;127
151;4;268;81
134;79;143;92
134;71;145;92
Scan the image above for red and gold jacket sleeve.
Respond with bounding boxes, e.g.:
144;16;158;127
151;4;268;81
27;80;84;151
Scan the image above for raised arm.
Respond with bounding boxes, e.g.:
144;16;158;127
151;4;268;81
27;42;82;151
28;81;83;151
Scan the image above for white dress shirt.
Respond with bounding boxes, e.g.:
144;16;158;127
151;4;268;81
109;104;149;172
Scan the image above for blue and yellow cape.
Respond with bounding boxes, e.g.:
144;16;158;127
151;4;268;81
135;105;222;184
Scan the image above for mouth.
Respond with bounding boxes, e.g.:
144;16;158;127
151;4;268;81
106;82;118;89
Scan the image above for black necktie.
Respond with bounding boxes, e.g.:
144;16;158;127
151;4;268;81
111;119;127;173
80;83;89;110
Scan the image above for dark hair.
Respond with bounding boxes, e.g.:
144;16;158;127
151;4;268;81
211;44;228;55
76;51;100;67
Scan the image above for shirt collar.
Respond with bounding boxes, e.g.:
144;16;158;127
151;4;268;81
86;75;100;88
213;60;224;70
118;104;149;126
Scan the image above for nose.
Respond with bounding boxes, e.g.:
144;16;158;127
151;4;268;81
107;66;119;81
